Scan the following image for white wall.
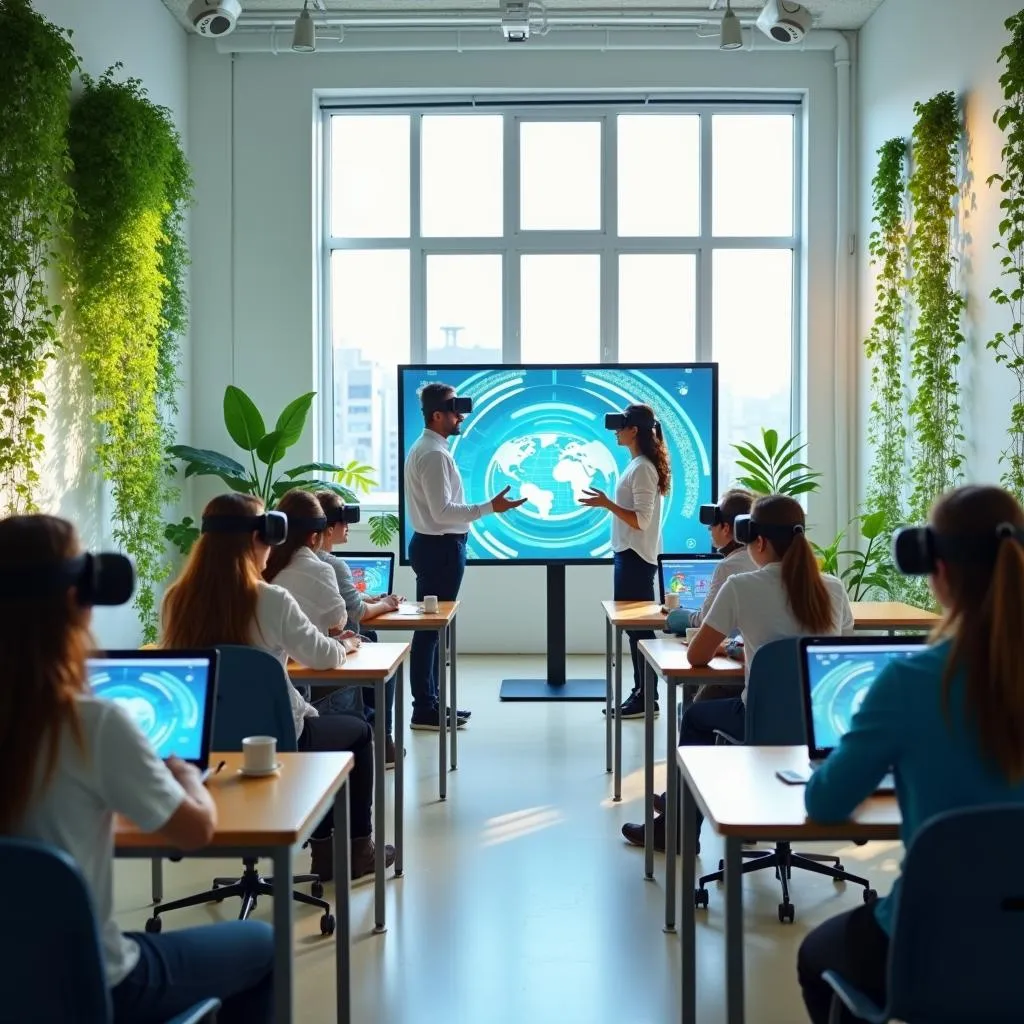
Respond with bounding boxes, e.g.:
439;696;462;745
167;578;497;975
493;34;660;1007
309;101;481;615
30;0;190;647
856;0;1020;498
187;39;846;653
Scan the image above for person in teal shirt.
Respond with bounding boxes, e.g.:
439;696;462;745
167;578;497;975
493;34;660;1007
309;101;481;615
798;485;1024;1023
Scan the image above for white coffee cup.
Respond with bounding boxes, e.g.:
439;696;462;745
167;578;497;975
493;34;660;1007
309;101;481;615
685;627;700;644
423;595;439;613
242;735;278;773
664;592;681;611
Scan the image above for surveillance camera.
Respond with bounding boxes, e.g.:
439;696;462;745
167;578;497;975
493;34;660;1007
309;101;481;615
755;0;812;44
187;0;242;38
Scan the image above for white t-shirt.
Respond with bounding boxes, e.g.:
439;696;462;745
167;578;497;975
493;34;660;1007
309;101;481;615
15;696;186;987
689;545;757;627
611;455;662;566
405;429;491;535
704;560;854;699
272;546;348;634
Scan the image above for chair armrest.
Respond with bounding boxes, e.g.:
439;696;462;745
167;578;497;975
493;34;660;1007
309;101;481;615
167;998;222;1024
713;729;743;746
821;971;886;1023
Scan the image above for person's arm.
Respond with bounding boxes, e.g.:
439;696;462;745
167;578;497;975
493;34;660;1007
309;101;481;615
688;579;740;666
159;758;218;849
303;558;349;633
277;587;348;670
580;463;657;531
805;665;902;822
421;450;493;525
361;594;401;621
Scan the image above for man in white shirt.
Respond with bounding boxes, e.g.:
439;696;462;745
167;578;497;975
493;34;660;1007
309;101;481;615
404;382;526;729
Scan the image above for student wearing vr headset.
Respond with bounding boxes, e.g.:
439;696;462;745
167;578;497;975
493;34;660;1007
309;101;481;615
0;514;274;1023
162;493;393;883
404;382;527;730
621;494;853;853
580;403;671;719
798;485;1024;1024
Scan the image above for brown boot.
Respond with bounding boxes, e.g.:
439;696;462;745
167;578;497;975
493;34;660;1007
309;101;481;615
351;836;396;881
309;834;335;883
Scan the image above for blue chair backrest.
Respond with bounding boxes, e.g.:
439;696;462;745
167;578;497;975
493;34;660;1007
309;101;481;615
888;805;1024;1021
0;838;111;1021
212;645;299;752
743;637;805;746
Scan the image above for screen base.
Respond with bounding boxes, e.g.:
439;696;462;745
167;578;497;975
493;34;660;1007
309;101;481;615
498;678;606;702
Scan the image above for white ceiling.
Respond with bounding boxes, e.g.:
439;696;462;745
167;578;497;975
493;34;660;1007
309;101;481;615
162;0;887;32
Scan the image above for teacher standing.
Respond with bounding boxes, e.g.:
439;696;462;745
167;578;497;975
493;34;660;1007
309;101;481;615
580;403;670;720
404;382;526;730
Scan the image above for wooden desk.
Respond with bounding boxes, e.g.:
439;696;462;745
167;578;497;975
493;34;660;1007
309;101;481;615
289;642;409;930
116;751;355;1024
675;746;901;1024
362;600;460;800
850;600;939;631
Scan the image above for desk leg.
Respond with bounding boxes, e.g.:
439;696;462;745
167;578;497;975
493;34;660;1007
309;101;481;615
151;857;163;904
724;836;745;1024
450;617;458;771
437;625;447;801
614;626;624;802
334;781;352;1024
395;664;405;877
664;678;678;932
644;660;655;880
373;679;387;932
681;773;697;1024
272;845;295;1023
605;618;613;775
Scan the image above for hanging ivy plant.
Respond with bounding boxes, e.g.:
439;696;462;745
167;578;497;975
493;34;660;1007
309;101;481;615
0;0;78;512
906;91;966;524
988;10;1024;503
68;66;192;641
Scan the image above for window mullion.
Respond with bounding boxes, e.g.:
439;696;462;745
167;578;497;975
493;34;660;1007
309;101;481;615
697;112;714;364
602;112;618;364
410;114;425;363
505;113;521;363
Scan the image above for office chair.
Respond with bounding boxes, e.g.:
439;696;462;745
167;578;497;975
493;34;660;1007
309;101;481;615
824;805;1024;1022
0;838;219;1024
694;637;875;923
145;646;335;937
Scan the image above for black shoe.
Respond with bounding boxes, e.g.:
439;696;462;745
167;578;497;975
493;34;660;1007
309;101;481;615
410;707;469;731
621;813;696;855
447;706;471;721
602;691;658;719
653;792;666;815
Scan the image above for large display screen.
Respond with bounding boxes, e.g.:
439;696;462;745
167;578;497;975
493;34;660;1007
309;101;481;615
398;363;717;564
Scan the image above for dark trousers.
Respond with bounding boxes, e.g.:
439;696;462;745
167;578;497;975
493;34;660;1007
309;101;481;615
613;548;658;697
111;920;274;1024
409;532;466;711
298;713;374;838
798;904;890;1023
359;628;395;735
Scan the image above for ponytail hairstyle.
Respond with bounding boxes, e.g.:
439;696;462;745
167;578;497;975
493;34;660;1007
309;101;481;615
752;494;834;633
629;404;671;496
930;485;1024;783
263;489;326;583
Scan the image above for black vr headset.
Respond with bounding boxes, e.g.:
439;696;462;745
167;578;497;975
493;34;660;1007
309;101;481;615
0;552;135;607
604;408;661;435
324;505;361;526
699;504;723;527
733;514;805;545
200;511;288;546
425;395;473;416
892;522;1024;575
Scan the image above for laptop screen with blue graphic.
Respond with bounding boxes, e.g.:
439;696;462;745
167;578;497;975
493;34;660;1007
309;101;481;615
341;553;395;597
87;650;218;767
657;554;721;609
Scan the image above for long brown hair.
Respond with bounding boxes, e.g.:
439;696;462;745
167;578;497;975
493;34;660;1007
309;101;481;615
0;515;90;832
264;490;325;583
931;486;1024;782
753;494;834;633
162;493;265;648
630;404;671;496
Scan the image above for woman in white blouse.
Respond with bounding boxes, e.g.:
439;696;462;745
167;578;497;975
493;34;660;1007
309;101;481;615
580;403;671;720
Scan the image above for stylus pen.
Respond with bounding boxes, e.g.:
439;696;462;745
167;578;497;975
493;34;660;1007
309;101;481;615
200;760;227;784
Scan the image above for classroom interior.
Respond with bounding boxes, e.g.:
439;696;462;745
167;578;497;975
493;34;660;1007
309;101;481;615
14;0;1024;1020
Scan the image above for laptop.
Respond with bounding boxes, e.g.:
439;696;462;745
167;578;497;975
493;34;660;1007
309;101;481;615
87;649;219;769
657;553;721;610
798;636;926;791
340;552;395;597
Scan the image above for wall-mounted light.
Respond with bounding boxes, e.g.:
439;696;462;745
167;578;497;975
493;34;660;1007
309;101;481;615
720;0;743;50
292;1;316;52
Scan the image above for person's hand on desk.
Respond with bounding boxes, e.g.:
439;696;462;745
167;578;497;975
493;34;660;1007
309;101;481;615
336;630;362;654
382;593;401;611
160;756;216;849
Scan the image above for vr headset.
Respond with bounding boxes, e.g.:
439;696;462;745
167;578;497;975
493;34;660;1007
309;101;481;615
604;408;660;433
699;504;723;527
0;552;135;607
324;505;361;526
200;511;288;546
425;396;473;416
733;514;805;545
892;522;1024;575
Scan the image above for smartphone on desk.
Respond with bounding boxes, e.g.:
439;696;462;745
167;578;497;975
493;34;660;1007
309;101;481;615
775;768;809;786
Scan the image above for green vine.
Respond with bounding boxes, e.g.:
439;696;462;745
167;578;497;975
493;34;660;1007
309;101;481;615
864;137;910;540
907;91;966;524
68;67;192;641
0;0;78;512
988;9;1024;502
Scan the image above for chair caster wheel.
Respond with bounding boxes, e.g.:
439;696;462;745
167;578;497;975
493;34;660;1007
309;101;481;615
694;888;709;909
320;913;336;936
311;881;324;899
144;916;162;934
834;863;844;872
778;902;795;924
863;888;878;904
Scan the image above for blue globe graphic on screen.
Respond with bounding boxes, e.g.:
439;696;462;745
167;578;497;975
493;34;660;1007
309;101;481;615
490;433;618;521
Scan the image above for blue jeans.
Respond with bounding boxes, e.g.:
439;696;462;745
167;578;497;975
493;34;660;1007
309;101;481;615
409;533;466;712
613;548;658;698
111;920;274;1024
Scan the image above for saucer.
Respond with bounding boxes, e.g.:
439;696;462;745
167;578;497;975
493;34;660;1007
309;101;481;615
238;763;282;777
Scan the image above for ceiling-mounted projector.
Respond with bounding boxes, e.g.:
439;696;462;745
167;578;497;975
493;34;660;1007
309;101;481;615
187;0;242;37
756;0;812;43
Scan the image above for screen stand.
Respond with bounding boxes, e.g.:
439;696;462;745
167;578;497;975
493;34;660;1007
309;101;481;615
498;564;606;701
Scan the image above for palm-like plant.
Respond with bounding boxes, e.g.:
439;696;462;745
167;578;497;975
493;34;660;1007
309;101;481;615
731;428;822;497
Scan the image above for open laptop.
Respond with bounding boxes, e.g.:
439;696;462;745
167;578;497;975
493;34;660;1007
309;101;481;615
87;649;219;769
657;553;721;610
798;636;926;791
340;552;395;597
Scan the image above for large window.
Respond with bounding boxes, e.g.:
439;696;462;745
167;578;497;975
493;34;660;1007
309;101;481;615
323;105;799;504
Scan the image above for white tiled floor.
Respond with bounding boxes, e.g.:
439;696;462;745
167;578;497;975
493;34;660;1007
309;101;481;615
112;656;901;1024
